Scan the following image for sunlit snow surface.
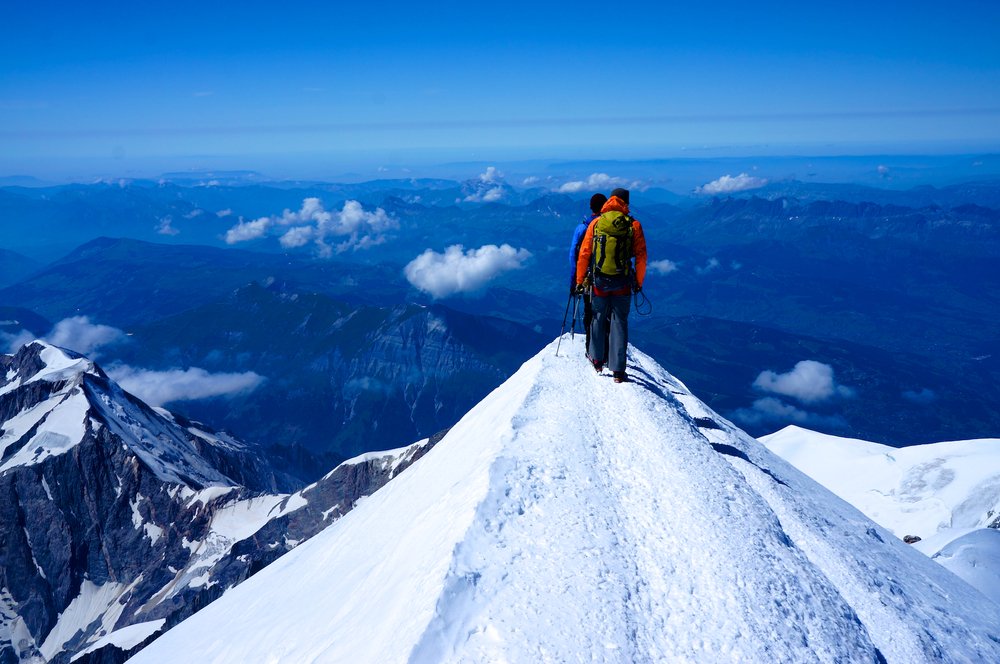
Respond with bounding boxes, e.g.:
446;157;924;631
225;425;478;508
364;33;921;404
132;338;1000;664
761;425;1000;606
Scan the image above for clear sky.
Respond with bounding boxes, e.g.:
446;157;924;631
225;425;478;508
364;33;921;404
3;1;1000;178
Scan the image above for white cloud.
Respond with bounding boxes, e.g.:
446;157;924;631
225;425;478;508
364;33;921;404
697;173;768;195
731;397;848;429
479;166;503;183
217;208;233;218
464;187;505;203
557;173;628;194
753;360;855;404
107;366;266;407
46;316;125;356
522;176;540;186
404;244;532;298
224;217;272;244
224;198;398;254
3;316;125;355
280;226;315;248
648;259;678;275
156;216;180;236
2;330;35;353
315;199;399;254
878;164;890;177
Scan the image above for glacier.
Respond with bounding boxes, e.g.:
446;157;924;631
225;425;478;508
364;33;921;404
761;425;1000;606
132;338;1000;663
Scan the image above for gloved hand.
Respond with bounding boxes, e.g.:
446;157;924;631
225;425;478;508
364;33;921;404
574;283;587;295
633;283;643;294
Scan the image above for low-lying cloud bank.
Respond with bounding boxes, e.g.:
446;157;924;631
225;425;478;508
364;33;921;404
225;198;398;255
2;315;126;356
731;360;854;431
697;173;768;195
108;366;266;407
732;397;848;430
557;173;635;194
2;316;265;407
404;244;532;298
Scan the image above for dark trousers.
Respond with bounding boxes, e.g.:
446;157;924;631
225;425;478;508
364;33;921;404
589;293;630;372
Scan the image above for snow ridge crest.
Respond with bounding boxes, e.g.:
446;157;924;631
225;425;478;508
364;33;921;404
132;339;1000;664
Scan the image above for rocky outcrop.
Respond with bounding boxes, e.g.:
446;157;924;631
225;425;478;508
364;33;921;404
0;342;440;663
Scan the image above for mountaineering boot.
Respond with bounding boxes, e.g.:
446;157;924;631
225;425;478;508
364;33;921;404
613;371;628;383
588;355;603;373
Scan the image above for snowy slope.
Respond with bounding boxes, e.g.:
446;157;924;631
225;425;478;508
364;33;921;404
760;425;1000;605
133;337;1000;664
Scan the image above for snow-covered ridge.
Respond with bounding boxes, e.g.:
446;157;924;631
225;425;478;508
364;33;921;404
133;339;1000;664
0;340;230;485
761;425;1000;605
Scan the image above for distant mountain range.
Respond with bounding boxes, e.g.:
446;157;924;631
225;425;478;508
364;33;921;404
1;176;998;451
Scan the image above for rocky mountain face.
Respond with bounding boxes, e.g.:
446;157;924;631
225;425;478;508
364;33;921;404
0;342;438;663
118;282;547;458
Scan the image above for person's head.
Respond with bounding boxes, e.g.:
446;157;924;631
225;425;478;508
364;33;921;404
610;187;630;205
589;193;608;215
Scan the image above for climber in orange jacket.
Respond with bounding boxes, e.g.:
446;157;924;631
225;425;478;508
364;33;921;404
574;187;647;383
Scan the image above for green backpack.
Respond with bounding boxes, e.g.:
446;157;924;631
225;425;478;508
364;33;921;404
592;211;634;277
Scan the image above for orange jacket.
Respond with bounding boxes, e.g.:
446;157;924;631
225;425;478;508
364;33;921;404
575;196;647;289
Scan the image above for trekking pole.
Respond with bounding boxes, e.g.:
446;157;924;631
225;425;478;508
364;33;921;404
570;294;580;340
555;291;574;356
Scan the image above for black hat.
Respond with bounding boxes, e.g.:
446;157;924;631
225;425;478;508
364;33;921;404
589;193;608;214
610;187;630;205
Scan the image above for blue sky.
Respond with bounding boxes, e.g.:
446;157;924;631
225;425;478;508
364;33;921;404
3;1;1000;178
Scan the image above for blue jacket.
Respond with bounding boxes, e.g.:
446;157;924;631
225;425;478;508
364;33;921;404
568;215;597;289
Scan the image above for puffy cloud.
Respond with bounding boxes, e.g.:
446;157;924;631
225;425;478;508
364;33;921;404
479;166;503;183
224;198;398;254
902;388;937;404
731;397;848;430
522;176;541;186
648;259;679;275
404;244;532;298
46;316;125;356
315;200;398;254
697;173;768;195
217;208;233;218
224;217;272;244
557;173;628;194
156;216;180;236
107;366;266;407
753;360;855;404
280;226;315;248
